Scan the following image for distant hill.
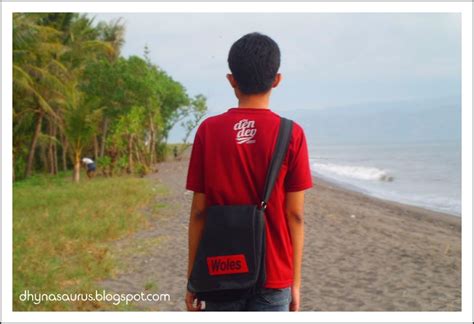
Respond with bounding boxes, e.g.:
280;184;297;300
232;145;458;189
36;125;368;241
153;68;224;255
168;97;461;145
281;97;461;145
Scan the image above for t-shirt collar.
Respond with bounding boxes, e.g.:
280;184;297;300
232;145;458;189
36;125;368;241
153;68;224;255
228;107;272;113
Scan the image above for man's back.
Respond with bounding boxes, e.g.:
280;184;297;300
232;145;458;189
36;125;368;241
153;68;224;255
186;32;312;311
186;107;312;288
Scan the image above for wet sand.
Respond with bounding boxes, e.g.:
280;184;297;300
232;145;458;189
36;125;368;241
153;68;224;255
99;156;461;311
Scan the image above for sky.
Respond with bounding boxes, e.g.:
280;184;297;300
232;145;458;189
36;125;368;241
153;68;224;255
91;13;461;142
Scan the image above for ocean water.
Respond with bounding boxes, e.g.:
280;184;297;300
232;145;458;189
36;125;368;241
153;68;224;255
307;141;461;216
170;98;462;216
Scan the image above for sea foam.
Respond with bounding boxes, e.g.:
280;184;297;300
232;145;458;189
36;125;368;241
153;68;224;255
312;163;394;182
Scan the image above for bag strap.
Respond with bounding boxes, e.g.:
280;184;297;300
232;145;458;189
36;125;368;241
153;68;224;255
260;117;293;210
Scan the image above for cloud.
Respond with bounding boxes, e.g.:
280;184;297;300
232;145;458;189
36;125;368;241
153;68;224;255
91;12;461;111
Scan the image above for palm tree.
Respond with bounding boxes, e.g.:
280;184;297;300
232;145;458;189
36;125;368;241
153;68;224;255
13;13;67;177
94;17;126;157
13;13;123;181
62;85;101;182
57;15;121;182
96;17;125;61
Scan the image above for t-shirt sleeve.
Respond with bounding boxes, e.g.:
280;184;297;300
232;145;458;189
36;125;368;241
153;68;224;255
284;123;313;192
185;123;205;193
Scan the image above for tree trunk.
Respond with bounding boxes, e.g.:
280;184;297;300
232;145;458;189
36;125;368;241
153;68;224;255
13;151;16;182
127;134;134;174
149;136;155;166
61;133;69;172
40;142;48;173
94;136;99;161
53;143;58;175
52;124;58;175
99;117;109;157
25;110;44;177
109;147;118;177
148;115;155;167
72;151;81;183
47;121;55;175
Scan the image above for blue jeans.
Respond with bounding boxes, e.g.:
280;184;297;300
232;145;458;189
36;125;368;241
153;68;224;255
204;287;291;311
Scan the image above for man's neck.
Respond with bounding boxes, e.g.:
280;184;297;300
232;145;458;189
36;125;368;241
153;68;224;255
237;94;270;109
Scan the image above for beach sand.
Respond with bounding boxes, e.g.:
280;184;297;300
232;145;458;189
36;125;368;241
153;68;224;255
99;153;461;311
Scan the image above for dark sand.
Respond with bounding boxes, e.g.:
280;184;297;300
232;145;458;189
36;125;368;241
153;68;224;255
99;154;461;311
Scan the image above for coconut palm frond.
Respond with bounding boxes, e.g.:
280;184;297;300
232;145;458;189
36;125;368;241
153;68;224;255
37;132;61;145
13;64;35;85
47;59;69;76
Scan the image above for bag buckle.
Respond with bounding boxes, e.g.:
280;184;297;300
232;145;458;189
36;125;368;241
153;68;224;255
260;201;267;210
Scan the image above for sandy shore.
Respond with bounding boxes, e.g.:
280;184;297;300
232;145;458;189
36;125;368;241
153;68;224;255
301;177;461;311
99;155;461;311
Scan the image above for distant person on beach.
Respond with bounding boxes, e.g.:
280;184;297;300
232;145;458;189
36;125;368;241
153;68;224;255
82;157;96;179
173;146;178;160
185;32;313;311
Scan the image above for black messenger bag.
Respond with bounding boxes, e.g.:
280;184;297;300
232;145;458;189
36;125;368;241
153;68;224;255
187;117;293;302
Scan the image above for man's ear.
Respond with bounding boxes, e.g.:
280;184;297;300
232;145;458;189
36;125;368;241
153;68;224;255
226;74;237;88
272;73;282;88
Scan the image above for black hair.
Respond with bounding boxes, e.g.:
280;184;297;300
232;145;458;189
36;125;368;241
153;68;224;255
227;32;281;95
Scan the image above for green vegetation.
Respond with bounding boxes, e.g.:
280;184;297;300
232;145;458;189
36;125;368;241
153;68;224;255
144;281;156;291
13;173;155;310
12;13;204;311
160;143;191;161
13;13;207;182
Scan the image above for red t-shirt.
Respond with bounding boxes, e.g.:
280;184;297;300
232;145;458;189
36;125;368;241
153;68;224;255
186;107;313;288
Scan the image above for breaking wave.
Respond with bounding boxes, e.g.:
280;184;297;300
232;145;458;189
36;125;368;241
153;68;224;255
312;162;394;182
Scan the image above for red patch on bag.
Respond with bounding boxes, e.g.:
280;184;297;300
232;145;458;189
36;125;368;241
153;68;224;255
207;254;249;276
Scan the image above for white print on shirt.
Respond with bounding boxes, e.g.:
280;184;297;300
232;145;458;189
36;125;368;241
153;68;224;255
233;119;257;144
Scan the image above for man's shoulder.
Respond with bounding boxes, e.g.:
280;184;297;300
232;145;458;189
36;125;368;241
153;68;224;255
291;120;304;134
277;117;304;138
196;114;220;132
201;113;222;125
194;112;228;138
